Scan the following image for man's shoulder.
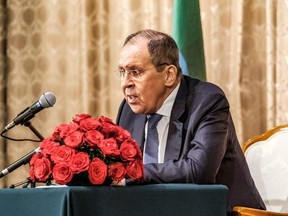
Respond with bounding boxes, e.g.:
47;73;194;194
183;75;225;96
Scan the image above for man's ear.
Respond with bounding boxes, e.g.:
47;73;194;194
164;65;178;87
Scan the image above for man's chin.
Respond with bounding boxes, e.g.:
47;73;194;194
129;104;144;114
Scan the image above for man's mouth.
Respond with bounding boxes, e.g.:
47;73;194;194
126;95;138;104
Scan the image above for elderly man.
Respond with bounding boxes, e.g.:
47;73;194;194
116;29;265;214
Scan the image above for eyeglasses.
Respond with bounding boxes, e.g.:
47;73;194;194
115;63;168;80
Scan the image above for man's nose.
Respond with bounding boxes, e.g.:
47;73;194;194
121;73;134;87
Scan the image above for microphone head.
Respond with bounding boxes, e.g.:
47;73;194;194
39;92;56;108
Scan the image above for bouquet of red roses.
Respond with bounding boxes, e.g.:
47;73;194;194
29;114;144;185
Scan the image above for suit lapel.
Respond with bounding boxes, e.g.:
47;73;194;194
164;77;189;162
131;115;147;151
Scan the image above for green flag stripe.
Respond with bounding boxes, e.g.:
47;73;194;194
172;0;206;80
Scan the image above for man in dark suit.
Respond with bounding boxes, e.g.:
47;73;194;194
115;29;265;214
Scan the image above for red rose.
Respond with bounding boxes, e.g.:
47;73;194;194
30;153;42;182
120;140;139;161
64;130;84;148
108;162;126;181
52;162;74;185
132;139;143;158
79;118;101;131
85;130;104;147
30;153;42;166
69;152;90;174
50;145;76;164
88;158;107;185
115;127;131;143
29;153;52;182
72;113;92;124
125;159;144;181
52;123;67;140
52;123;79;140
98;116;115;125
97;138;120;157
40;137;60;156
100;121;117;138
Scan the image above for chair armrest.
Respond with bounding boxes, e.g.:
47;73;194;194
233;206;288;216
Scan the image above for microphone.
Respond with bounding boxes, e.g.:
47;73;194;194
1;92;56;134
0;147;41;178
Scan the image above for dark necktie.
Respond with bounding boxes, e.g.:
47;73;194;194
144;114;162;164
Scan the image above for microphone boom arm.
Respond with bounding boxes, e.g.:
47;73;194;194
23;121;44;141
0;121;44;179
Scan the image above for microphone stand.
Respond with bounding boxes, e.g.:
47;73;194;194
0;120;44;188
9;177;35;188
23;121;44;140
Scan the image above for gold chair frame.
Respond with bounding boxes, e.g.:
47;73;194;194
233;124;288;216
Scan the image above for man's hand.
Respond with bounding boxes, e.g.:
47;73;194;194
111;178;126;186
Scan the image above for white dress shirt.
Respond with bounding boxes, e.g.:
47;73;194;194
143;83;180;163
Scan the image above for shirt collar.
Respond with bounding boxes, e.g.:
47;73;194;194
155;82;180;118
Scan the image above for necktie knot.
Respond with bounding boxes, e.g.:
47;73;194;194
148;114;162;129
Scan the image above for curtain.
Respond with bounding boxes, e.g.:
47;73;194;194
200;0;288;143
0;0;288;188
0;0;7;189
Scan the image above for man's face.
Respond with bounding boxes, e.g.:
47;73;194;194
118;38;168;115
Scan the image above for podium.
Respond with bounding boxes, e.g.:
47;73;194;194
0;184;228;216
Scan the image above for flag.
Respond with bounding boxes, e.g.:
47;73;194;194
172;0;206;80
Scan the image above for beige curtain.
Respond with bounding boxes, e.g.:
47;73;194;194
200;0;288;143
0;0;288;188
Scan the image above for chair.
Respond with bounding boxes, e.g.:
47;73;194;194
233;124;288;216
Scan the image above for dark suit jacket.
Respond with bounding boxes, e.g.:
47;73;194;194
116;75;265;212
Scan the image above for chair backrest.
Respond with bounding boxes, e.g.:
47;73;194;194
243;124;288;213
